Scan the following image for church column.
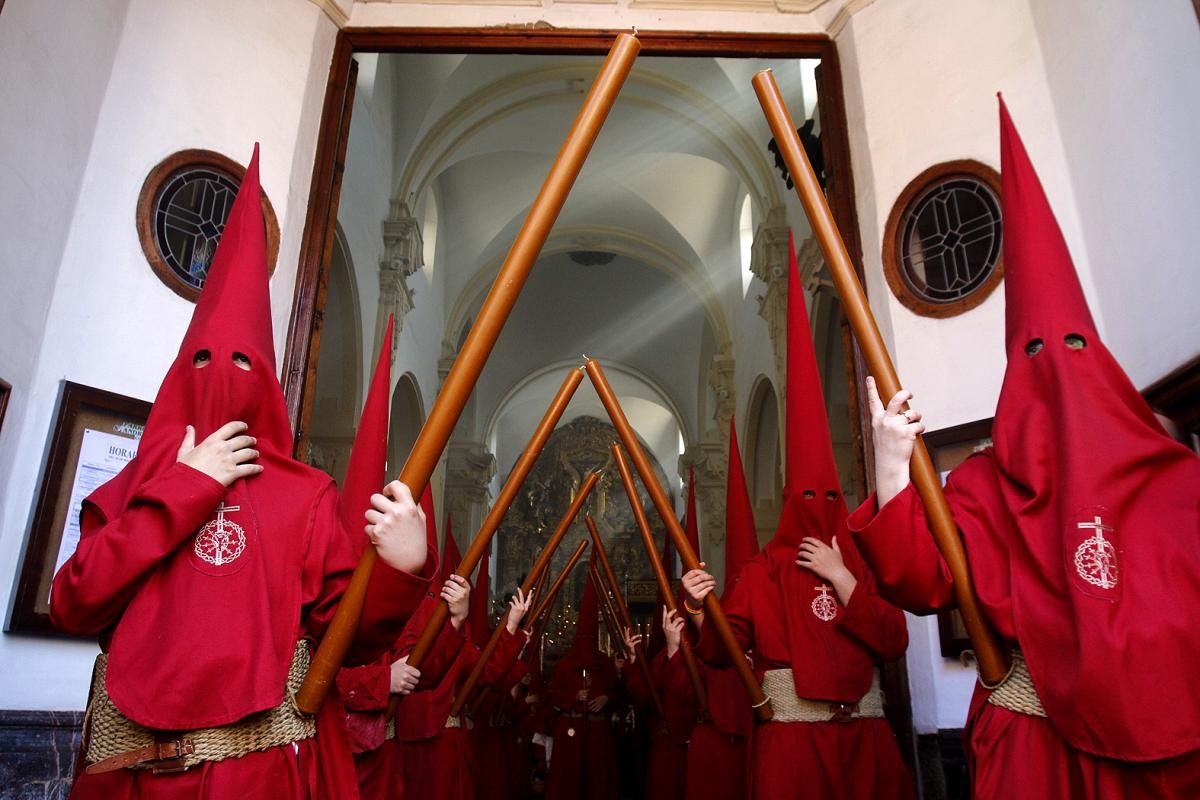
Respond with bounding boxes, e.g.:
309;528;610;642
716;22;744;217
680;340;736;574
443;441;496;545
373;199;423;359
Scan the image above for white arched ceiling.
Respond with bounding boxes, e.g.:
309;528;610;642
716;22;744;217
486;360;686;498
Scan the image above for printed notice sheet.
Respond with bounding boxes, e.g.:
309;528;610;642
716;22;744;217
53;429;139;576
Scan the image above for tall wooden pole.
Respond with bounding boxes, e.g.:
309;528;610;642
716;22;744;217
463;538;590;716
585;516;664;717
588;567;625;653
585;359;771;718
407;368;588;670
295;33;641;714
609;444;708;713
750;69;1008;685
446;472;601;716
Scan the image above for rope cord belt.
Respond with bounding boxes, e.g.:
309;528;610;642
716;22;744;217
84;641;316;774
760;668;885;723
985;647;1047;718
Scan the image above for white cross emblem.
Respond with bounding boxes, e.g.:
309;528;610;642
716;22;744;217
811;585;838;622
1073;515;1118;590
194;502;247;566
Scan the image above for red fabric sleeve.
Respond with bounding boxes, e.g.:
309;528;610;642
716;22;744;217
693;572;753;668
834;578;909;661
846;484;956;614
50;462;226;636
479;628;524;687
336;661;391;712
394;596;468;684
623;657;652;707
545;668;585;712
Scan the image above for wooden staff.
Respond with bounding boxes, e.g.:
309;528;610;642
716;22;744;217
750;70;1009;685
585;516;664;717
526;539;590;634
466;538;591;716
406;367;585;671
609;443;709;714
295;33;640;714
585;360;770;718
447;472;601;717
588;566;626;654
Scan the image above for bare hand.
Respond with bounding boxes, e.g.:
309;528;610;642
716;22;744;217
365;481;428;574
176;422;261;487
587;694;608;712
621;627;644;664
865;377;925;506
662;607;685;657
576;688;589;702
442;574;471;629
506;587;534;633
796;536;857;606
681;563;716;610
390;655;421;694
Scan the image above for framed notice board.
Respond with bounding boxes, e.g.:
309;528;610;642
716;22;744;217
8;382;151;636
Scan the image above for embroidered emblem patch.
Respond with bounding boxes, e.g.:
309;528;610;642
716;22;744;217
194;502;247;566
1073;514;1118;589
811;585;838;622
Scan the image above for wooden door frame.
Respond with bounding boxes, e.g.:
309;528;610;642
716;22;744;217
279;26;911;760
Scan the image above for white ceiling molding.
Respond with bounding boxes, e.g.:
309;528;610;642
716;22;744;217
395;64;779;217
309;0;350;27
445;225;733;359
628;0;830;12
825;0;876;38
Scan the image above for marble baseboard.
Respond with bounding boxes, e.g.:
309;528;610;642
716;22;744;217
0;710;83;800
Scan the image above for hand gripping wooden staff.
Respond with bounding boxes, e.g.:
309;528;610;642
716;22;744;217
463;538;590;717
446;471;601;716
585;360;771;718
295;33;641;714
609;444;709;714
585;516;664;717
750;69;1009;685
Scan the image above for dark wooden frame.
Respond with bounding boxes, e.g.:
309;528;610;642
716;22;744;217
1143;354;1200;453
923;417;995;660
279;26;912;766
882;159;1004;319
8;382;151;636
136;148;281;303
0;377;10;437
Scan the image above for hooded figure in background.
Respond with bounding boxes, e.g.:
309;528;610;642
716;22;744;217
850;97;1200;799
52;146;434;799
544;565;618;800
683;231;911;800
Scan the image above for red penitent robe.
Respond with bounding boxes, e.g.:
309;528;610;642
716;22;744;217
53;467;436;800
509;671;548;800
544;658;618;800
637;649;697;800
694;550;912;800
685;663;751;800
393;608;525;800
337;656;396;800
471;659;530;800
847;461;1200;800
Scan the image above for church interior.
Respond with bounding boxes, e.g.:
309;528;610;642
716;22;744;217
0;0;1197;797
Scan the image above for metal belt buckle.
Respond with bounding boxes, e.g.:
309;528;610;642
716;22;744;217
828;702;856;723
150;739;195;774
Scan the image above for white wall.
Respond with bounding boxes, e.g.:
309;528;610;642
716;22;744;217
0;0;131;552
0;0;337;711
1028;0;1200;387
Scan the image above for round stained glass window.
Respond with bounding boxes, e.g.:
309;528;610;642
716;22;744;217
137;150;279;302
882;160;1004;318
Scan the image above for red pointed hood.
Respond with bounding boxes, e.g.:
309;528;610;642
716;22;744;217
440;517;461;581
87;145;292;523
706;418;761;739
558;556;602;670
767;230;847;564
469;547;492;646
723;420;759;595
987;97;1200;760
339;315;393;558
